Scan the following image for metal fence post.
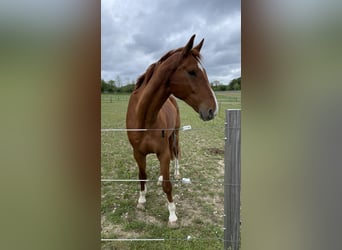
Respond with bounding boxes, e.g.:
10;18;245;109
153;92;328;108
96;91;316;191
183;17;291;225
224;109;241;250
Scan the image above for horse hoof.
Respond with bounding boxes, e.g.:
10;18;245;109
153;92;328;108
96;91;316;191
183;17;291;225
174;174;181;180
137;202;146;210
168;220;179;228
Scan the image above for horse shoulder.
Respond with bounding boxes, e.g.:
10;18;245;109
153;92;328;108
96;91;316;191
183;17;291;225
168;95;179;110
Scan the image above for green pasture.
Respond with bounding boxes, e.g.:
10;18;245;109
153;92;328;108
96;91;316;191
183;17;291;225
101;91;241;249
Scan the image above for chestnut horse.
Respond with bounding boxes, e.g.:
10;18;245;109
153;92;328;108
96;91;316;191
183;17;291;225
126;35;218;227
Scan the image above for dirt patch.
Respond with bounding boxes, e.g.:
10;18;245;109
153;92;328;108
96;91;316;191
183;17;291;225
207;147;224;155
217;159;224;176
136;209;163;226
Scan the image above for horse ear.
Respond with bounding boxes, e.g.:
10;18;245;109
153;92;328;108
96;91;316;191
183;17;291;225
182;34;196;56
193;38;204;52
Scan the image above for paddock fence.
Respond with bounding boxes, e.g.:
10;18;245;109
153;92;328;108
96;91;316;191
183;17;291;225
101;92;241;105
101;108;241;249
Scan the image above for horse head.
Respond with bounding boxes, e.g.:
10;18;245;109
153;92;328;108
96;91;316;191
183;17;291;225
168;35;218;121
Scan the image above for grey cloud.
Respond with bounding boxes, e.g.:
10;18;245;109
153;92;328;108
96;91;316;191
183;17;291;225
126;33;164;55
101;0;240;84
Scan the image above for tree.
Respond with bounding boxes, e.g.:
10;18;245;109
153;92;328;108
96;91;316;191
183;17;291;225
101;79;107;92
115;75;122;88
101;79;118;93
228;77;241;90
212;80;220;87
101;79;112;92
120;83;135;93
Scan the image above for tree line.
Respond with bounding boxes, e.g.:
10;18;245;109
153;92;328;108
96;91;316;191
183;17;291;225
210;77;241;91
101;76;240;93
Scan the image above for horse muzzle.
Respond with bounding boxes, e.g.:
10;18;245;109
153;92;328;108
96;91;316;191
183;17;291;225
199;108;215;121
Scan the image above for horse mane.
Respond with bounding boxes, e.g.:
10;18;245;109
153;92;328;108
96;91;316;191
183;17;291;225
135;63;157;89
134;47;202;90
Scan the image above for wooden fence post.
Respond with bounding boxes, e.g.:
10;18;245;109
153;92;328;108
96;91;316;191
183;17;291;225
224;109;241;250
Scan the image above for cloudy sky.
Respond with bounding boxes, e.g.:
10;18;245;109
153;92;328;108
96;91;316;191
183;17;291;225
101;0;240;85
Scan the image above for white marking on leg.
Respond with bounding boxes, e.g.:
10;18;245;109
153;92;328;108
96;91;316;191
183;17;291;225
138;186;147;204
157;175;163;185
174;159;180;179
168;202;177;223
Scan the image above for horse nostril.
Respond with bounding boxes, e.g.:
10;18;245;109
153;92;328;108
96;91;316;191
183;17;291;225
208;109;214;119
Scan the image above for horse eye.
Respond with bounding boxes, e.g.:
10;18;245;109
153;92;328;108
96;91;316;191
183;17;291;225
188;70;196;77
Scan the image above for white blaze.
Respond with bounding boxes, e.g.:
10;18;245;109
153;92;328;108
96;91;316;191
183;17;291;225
197;61;218;115
197;61;204;73
211;88;219;115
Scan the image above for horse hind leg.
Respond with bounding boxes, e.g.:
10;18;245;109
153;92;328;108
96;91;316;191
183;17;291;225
133;150;147;210
170;131;181;179
174;158;180;180
159;135;179;185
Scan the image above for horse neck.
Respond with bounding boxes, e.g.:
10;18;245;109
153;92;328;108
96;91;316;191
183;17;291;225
136;74;171;127
135;54;182;128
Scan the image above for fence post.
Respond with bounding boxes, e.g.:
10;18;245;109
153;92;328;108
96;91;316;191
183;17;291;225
224;109;241;250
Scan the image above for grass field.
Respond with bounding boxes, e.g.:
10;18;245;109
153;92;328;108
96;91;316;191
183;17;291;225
101;91;241;249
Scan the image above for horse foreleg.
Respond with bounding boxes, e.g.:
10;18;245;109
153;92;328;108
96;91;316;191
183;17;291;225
134;150;147;210
158;152;178;227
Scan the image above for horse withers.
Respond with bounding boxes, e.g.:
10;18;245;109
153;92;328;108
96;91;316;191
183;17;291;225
126;34;217;227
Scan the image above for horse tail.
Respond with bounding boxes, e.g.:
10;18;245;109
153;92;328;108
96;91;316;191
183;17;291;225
169;130;180;161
